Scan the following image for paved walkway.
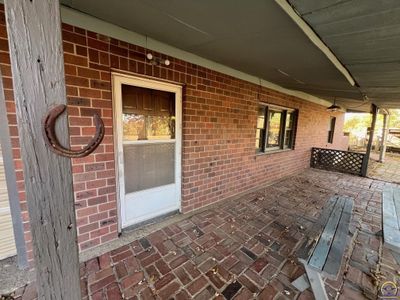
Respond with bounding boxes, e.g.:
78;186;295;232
369;152;400;184
6;169;399;300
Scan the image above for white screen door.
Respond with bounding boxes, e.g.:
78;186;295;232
113;74;182;228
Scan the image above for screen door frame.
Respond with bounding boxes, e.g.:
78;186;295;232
112;73;182;230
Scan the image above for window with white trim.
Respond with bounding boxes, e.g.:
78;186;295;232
256;104;298;153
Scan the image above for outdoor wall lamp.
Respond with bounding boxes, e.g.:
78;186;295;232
146;52;170;66
327;98;341;112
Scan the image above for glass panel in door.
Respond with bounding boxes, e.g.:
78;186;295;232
121;85;176;195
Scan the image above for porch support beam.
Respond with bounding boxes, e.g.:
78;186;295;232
361;104;378;177
379;113;389;163
4;1;81;299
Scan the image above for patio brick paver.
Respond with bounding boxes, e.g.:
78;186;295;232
6;168;399;299
368;152;400;184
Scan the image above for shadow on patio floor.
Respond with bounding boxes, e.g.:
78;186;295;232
7;168;399;300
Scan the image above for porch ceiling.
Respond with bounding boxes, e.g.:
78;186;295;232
288;0;400;111
60;0;400;112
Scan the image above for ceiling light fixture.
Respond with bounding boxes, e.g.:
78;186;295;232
146;52;170;66
145;36;170;67
327;98;341;112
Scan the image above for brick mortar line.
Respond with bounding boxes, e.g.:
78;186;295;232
78;170;303;264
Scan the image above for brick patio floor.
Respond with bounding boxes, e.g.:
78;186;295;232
6;168;400;300
369;152;400;184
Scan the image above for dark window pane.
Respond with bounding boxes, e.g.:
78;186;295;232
267;110;282;148
328;117;336;143
257;105;297;152
284;130;292;148
256;105;266;151
284;112;295;148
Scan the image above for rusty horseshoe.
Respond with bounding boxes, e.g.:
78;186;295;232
42;104;105;158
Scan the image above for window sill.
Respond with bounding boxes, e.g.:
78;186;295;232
256;148;293;156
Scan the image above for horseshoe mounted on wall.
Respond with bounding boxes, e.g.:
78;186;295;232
42;104;105;158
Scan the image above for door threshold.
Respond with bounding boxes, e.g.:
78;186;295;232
122;210;180;233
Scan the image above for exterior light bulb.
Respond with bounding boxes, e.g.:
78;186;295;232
164;59;170;66
146;53;153;60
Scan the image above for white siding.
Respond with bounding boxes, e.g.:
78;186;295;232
0;144;16;260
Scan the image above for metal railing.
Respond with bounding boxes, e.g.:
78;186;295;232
310;147;367;176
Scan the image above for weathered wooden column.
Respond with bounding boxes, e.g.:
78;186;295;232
379;112;389;163
361;104;378;177
4;1;81;299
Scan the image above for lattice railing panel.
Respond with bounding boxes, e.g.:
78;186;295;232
310;148;366;176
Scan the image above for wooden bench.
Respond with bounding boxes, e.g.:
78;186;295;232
292;195;353;300
383;185;400;254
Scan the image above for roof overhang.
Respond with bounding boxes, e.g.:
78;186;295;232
286;0;400;111
56;1;400;112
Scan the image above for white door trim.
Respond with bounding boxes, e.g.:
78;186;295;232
112;73;182;230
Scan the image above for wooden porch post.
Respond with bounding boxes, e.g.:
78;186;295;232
361;104;378;177
379;112;389;163
4;1;81;299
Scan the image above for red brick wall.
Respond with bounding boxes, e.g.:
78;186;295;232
63;26;118;252
0;6;347;263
